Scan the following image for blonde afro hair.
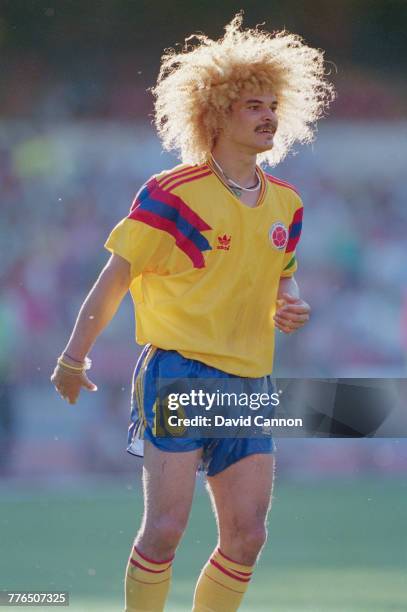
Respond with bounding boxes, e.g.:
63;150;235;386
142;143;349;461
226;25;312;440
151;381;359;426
152;14;335;166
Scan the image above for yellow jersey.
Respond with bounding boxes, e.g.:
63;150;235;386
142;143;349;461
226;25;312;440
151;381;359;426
105;160;303;377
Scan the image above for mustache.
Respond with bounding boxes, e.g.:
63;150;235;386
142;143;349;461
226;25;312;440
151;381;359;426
255;124;277;132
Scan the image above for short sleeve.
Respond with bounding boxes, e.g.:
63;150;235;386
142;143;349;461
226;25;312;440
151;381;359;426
104;180;173;280
105;217;169;280
280;202;303;278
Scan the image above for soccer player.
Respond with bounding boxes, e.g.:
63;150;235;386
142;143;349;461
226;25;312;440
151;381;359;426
51;15;334;612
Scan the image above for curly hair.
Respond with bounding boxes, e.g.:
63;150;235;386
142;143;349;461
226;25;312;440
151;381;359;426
152;14;335;166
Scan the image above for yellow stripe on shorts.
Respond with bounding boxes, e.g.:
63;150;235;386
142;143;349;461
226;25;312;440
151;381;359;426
134;345;157;434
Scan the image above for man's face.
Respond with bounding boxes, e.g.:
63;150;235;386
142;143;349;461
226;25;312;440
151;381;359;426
220;92;278;154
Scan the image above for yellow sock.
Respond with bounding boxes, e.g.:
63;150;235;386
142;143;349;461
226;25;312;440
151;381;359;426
192;548;254;612
125;545;174;612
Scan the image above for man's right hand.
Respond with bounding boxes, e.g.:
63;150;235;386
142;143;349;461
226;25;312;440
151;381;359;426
50;358;97;405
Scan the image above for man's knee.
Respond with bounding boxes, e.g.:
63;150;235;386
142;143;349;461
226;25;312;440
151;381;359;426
141;515;187;550
238;524;267;555
154;516;186;547
221;521;268;563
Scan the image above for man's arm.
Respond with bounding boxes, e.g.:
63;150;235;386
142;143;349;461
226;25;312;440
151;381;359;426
277;276;300;301
274;276;310;334
50;253;131;404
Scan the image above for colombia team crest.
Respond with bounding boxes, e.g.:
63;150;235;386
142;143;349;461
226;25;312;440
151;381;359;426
268;222;288;250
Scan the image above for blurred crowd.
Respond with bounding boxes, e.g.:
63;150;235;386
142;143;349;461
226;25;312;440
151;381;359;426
1;119;406;478
1;121;406;381
2;53;405;123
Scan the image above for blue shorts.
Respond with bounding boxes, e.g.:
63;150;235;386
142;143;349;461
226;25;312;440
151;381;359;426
127;345;275;477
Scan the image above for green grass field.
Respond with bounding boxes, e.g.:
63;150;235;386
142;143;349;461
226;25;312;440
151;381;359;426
1;477;406;611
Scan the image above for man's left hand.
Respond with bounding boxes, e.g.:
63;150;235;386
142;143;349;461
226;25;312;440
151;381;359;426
273;292;310;334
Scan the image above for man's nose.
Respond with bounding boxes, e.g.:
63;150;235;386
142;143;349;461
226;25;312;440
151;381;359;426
263;107;276;120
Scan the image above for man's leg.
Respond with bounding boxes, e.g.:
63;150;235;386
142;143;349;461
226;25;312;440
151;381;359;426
192;453;275;612
126;441;202;612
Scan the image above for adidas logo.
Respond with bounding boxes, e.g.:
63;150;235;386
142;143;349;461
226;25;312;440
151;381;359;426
217;234;232;251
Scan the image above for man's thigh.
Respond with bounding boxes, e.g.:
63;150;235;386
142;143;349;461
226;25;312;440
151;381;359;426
141;441;203;527
207;453;275;533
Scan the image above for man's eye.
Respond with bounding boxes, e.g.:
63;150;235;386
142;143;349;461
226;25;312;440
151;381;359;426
249;105;260;110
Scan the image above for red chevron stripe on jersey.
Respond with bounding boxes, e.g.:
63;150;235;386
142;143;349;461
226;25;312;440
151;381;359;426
167;169;212;192
265;174;300;195
130;208;207;269
138;178;212;231
285;206;303;253
158;164;208;189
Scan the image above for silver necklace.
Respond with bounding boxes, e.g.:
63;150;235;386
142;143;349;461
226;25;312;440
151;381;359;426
211;155;261;197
